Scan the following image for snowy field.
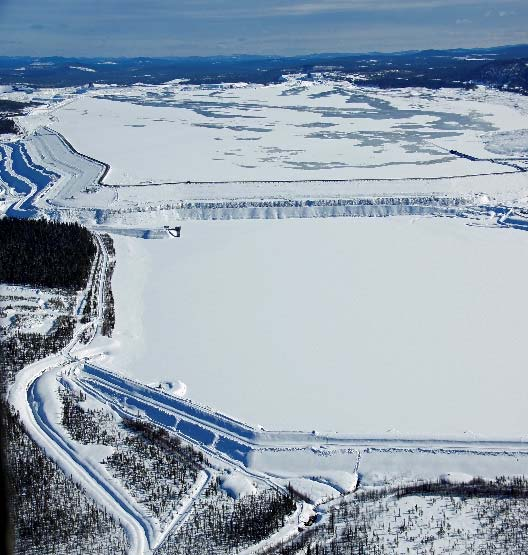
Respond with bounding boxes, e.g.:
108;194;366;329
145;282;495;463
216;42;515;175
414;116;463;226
19;80;528;184
92;216;528;438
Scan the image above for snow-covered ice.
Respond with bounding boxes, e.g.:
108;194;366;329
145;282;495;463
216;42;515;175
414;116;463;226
91;216;528;438
19;81;528;184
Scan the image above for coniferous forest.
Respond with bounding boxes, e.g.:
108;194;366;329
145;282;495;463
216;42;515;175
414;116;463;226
0;99;31;134
2;400;128;555
0;117;17;134
0;218;96;290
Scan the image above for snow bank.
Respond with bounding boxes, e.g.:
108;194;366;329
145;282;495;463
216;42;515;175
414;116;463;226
219;472;256;499
360;450;528;486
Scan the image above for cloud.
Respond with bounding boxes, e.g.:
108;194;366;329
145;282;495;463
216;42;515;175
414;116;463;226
0;0;526;56
264;0;515;17
485;7;518;18
18;0;517;21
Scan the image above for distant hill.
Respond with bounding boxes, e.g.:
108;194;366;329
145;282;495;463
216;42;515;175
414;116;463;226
0;44;527;94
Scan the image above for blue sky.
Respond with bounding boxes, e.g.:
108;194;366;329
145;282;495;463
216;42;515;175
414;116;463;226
0;0;526;57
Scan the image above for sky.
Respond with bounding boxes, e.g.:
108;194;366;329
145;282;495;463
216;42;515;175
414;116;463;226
0;0;526;58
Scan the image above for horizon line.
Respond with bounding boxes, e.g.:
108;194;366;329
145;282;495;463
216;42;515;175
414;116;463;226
0;42;527;61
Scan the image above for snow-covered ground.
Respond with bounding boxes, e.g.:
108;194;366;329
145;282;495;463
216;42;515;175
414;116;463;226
322;487;528;555
0;284;75;335
87;216;528;439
